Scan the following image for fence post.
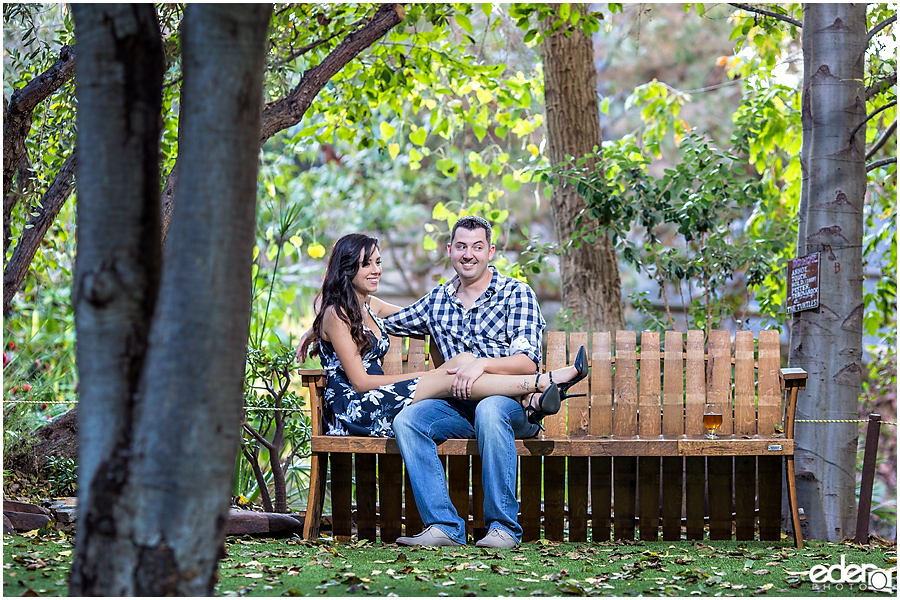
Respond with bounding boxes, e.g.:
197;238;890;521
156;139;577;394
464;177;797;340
854;413;882;545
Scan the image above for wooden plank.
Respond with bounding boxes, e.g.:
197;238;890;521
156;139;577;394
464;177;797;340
331;453;353;541
407;337;428;373
661;456;683;541
663;331;684;436
734;331;756;435
758;456;783;540
567;332;590;436
639;456;660;541
568;456;589;542
662;332;684;542
757;331;781;436
379;454;403;543
734;456;756;540
685;456;705;540
706;331;733;541
639;331;661;437
383;335;403;376
590;456;612;542
707;330;733;435
404;467;423;536
543;331;568;436
356;453;377;540
613;456;637;540
685;331;706;437
544;456;566;541
311;435;791;457
591;332;613;437
707;453;733;540
472;456;486;541
733;332;757;540
677;438;793;455
520;457;542;542
614;331;638;437
447;456;470;539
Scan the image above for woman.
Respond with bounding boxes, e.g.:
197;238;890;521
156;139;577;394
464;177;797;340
308;233;587;437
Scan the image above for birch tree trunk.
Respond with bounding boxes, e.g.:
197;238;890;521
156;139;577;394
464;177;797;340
789;3;867;542
539;5;625;333
69;4;271;595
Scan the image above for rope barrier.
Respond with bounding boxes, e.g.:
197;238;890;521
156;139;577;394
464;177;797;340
3;401;894;424
2;399;307;413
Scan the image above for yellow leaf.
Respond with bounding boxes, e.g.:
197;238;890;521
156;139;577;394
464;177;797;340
526;143;540;157
476;88;493;105
388;143;400;160
307;243;326;259
379;121;395;140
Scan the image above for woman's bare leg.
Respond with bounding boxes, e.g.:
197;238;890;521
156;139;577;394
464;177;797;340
410;363;580;404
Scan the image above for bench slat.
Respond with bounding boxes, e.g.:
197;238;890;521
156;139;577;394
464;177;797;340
568;332;590;436
591;332;613;437
734;331;758;540
758;331;781;436
380;454;403;543
663;331;684;436
543;331;567;437
357;453;377;540
685;331;706;436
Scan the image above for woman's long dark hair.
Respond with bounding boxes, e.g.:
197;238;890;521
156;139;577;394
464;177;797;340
310;234;379;359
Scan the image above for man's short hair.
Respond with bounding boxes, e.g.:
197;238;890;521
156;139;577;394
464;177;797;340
450;215;492;245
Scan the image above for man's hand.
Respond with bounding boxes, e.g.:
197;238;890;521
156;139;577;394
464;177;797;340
449;358;486;399
295;329;313;363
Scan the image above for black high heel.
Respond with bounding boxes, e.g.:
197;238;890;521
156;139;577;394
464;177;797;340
523;376;561;432
557;345;588;399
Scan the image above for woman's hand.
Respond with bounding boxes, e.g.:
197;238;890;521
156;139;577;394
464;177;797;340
295;329;313;363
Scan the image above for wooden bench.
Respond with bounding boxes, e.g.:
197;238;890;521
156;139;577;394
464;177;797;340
299;330;806;547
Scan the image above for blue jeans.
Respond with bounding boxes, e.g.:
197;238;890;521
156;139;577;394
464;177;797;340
392;395;540;544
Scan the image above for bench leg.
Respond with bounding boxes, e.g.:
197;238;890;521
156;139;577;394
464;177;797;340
786;456;804;549
303;452;327;540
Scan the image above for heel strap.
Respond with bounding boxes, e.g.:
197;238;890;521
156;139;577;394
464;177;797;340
534;373;540;393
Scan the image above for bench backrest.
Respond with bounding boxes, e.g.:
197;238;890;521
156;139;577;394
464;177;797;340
376;329;786;439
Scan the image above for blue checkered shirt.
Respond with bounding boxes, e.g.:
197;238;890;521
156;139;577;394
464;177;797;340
383;267;546;369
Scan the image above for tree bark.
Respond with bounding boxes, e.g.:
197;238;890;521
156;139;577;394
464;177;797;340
70;3;271;595
3;151;77;315
538;5;625;333
3;45;76;200
68;4;165;594
789;3;867;542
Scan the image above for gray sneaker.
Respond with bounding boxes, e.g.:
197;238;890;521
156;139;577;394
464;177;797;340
396;525;464;547
475;528;519;548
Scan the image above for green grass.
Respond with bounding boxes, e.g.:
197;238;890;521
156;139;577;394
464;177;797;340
3;531;896;597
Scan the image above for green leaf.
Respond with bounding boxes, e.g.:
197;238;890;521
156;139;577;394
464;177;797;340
409;127;427;146
455;13;473;34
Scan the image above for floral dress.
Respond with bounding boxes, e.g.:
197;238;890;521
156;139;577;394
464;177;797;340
319;305;420;437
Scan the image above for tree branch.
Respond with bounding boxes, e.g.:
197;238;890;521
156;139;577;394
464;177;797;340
3;45;76;198
866;120;896;161
868;15;897;45
259;3;406;142
867;157;896;172
849;100;897;142
866;72;897;101
3;151;77;315
728;4;801;28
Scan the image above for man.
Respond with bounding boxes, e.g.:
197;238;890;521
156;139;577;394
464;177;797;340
384;215;545;548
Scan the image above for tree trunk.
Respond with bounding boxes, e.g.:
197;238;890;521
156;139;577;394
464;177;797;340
538;5;625;333
789;3;867;542
69;4;271;595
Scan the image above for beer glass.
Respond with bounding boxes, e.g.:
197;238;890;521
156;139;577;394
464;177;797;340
703;411;723;439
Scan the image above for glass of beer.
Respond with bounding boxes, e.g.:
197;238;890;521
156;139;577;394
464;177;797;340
703;411;723;439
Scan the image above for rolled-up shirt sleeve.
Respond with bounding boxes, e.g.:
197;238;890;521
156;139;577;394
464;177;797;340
383;291;433;337
506;284;545;368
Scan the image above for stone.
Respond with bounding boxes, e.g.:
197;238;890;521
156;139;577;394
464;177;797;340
3;500;50;515
3;511;51;532
3;514;14;535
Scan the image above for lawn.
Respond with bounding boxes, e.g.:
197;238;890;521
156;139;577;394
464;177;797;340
3;530;896;597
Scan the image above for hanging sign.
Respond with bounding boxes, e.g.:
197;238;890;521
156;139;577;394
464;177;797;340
786;252;820;314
